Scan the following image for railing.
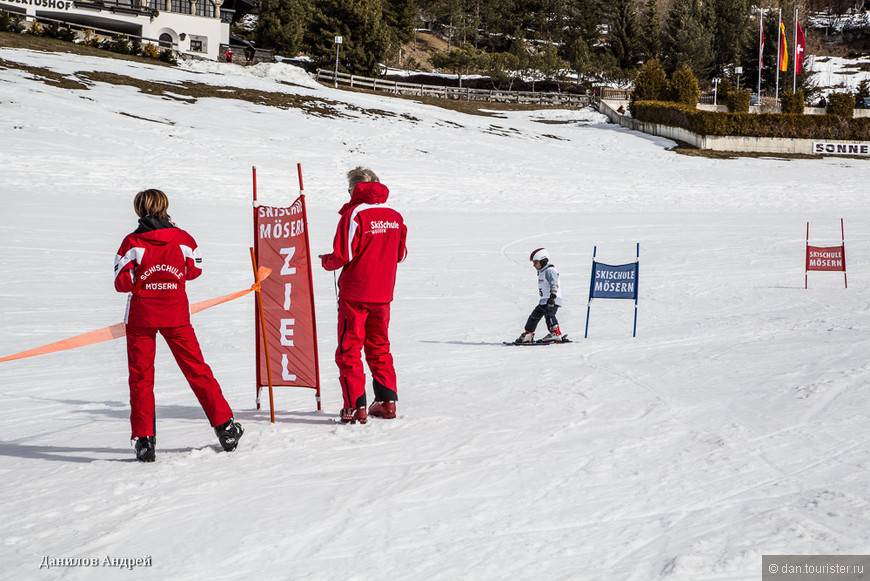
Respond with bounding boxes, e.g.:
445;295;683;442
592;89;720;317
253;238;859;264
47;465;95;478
1;7;177;50
218;44;274;64
71;0;157;17
316;69;591;107
595;86;632;100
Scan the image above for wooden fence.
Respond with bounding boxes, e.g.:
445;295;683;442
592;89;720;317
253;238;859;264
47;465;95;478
315;69;591;107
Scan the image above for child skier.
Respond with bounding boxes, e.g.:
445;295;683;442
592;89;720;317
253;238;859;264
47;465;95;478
114;189;243;462
515;248;565;343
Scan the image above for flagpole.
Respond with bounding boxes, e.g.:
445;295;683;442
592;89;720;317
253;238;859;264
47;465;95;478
757;8;764;102
297;162;322;411
632;243;639;338
585;246;597;339
775;9;781;104
791;6;798;93
793;7;799;92
251;246;276;423
842;218;848;289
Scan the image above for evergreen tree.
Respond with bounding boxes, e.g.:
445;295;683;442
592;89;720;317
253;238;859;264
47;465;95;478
608;0;640;70
523;0;566;42
630;57;667;115
640;0;661;62
662;0;715;79
478;0;523;45
668;63;701;105
565;35;593;80
383;0;418;46
482;51;521;89
419;0;478;49
633;57;668;101
382;0;418;65
560;0;606;80
562;0;603;51
305;0;391;75
430;42;482;86
539;41;568;86
508;26;532;73
711;0;750;73
255;0;312;57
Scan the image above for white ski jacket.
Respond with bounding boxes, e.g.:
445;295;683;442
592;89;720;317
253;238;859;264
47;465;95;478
537;263;563;307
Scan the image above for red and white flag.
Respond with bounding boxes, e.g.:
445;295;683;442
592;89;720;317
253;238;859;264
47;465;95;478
795;21;806;75
253;196;320;407
759;14;765;69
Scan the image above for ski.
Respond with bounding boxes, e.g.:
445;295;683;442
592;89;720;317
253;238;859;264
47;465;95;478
503;335;571;346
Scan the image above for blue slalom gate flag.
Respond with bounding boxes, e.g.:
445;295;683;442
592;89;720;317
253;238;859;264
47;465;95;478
589;262;638;300
585;244;640;338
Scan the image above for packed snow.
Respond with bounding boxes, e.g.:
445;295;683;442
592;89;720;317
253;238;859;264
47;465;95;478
1;48;870;580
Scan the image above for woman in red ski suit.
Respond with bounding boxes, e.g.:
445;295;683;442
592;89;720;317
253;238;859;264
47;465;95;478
114;189;243;461
320;168;408;424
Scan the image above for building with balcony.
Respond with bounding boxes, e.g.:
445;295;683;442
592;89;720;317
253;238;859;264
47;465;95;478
1;0;232;61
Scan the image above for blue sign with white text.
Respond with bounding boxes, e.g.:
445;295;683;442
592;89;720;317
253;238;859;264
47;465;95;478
589;262;638;300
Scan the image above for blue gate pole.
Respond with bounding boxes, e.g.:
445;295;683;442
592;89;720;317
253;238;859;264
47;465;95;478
632;242;639;337
585;246;597;338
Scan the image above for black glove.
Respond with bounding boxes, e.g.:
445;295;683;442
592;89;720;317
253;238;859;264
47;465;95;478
546;294;556;308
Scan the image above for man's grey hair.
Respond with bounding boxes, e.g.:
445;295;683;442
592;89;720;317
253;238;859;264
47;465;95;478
347;167;379;189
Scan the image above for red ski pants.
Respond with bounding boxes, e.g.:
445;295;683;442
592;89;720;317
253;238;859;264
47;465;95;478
126;324;233;438
336;300;398;409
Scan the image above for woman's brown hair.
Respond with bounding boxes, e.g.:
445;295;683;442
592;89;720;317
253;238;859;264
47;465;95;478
133;189;171;221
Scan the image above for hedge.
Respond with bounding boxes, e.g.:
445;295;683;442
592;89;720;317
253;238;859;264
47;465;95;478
827;92;855;117
780;90;805;115
632;100;870;140
726;89;750;113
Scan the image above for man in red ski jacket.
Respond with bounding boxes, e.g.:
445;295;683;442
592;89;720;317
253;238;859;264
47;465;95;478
320;167;408;424
114;189;243;461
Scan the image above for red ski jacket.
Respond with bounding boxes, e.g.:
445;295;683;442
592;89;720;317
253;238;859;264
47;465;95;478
321;182;407;303
114;219;203;327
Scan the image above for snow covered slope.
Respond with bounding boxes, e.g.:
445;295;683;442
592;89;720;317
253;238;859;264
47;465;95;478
1;49;869;580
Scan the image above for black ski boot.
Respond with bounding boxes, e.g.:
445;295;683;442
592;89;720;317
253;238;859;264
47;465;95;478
134;436;156;463
214;418;244;452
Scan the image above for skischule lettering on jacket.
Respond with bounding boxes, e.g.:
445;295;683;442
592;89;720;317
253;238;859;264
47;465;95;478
140;264;184;281
370;220;400;234
140;264;184;290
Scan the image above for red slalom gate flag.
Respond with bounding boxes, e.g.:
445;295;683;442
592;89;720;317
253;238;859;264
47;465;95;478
806;246;845;272
805;220;847;289
795;21;806;74
253;195;321;412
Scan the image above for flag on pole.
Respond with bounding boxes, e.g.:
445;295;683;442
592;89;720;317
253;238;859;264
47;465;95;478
779;20;789;72
254;196;321;407
584;244;641;338
795;21;806;75
759;15;765;68
806;220;848;289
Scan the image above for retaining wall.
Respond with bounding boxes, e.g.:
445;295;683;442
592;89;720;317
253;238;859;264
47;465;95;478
596;99;870;156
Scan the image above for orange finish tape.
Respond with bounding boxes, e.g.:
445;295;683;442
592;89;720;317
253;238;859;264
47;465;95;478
0;267;271;363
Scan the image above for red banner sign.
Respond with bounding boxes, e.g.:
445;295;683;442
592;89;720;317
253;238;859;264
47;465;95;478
254;196;320;407
806;245;845;272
